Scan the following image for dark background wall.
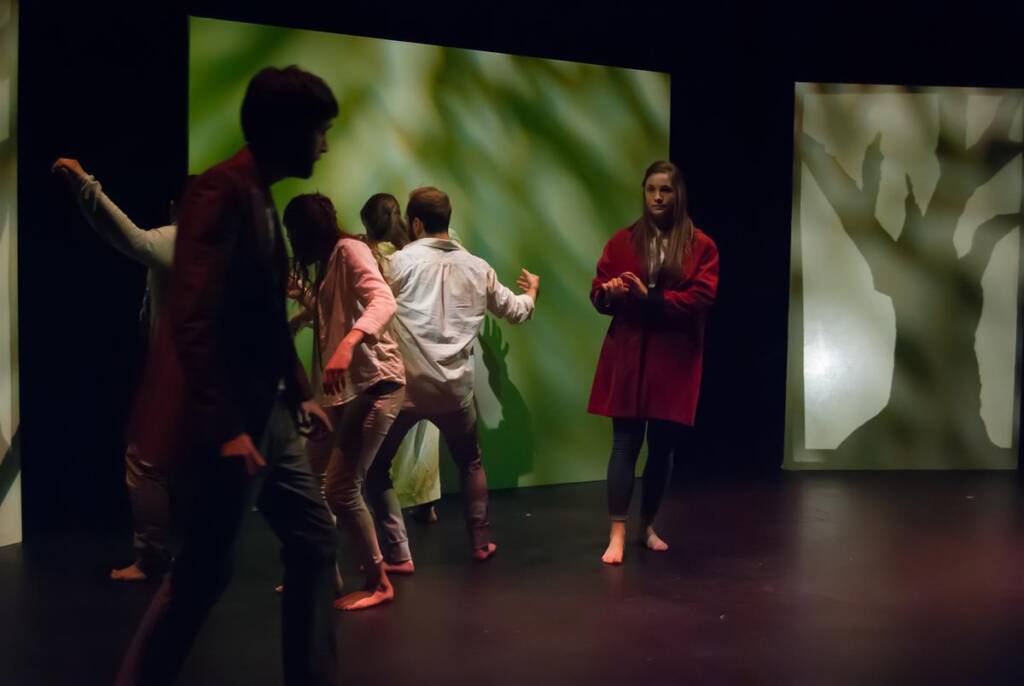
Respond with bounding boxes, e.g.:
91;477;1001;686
18;1;1024;533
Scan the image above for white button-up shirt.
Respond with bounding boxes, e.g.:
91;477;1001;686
385;236;534;411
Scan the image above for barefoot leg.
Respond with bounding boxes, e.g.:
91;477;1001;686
641;524;669;552
601;520;626;565
472;542;497;562
110;561;148;582
333;563;395;611
383;559;415;574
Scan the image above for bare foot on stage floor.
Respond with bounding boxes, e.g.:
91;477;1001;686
642;526;669;552
601;521;626;565
333;579;395;611
383;560;415;574
472;542;497;562
110;562;148;582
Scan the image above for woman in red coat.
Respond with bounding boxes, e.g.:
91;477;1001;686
588;160;719;565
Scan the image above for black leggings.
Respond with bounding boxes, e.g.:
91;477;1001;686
607;418;683;522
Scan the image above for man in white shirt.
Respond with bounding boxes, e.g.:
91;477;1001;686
366;186;539;566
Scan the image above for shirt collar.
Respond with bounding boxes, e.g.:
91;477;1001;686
415;237;463;251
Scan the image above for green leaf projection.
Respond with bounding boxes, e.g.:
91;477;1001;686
0;0;19;545
786;83;1023;469
188;17;670;487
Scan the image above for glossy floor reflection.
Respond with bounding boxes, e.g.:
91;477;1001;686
2;473;1023;685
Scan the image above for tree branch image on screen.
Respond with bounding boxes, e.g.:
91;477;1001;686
189;17;670;487
0;0;20;545
786;83;1023;469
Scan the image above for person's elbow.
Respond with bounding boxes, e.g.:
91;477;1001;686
508;296;536;325
379;295;398;326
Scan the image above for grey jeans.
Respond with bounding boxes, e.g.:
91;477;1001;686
321;381;405;571
366;400;491;562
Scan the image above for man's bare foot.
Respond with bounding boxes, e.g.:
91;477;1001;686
110;562;148;582
383;559;415;574
274;584;284;593
601;521;626;565
333;580;394;611
472;542;497;561
642;526;669;552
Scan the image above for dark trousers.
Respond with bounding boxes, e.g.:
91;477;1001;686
115;400;339;686
124;442;171;575
366;401;490;562
607;418;684;522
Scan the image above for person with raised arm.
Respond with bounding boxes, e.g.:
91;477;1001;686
115;66;340;686
366;186;540;569
52;157;182;582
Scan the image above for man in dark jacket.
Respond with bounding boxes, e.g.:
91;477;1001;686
116;66;340;686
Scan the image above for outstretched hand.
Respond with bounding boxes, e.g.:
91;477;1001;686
51;157;88;188
516;268;540;299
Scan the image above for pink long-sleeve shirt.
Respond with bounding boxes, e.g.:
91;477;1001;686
315;237;405;406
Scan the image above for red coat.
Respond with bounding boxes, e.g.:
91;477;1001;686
587;224;719;426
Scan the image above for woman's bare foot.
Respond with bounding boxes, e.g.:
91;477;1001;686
601;521;626;565
110;562;148;582
383;559;415;574
642;525;669;552
472;542;497;561
333;576;394;611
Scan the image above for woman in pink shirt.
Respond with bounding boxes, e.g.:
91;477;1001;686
283;193;406;611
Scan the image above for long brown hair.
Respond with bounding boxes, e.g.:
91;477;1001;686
282;193;353;288
632;160;693;281
360;193;409;249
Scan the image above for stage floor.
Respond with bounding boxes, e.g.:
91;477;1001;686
2;473;1024;685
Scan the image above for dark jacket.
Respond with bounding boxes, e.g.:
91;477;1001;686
130;147;311;465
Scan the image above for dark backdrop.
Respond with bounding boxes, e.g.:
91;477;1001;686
18;1;1024;533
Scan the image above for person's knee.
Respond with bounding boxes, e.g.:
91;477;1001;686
324;479;361;514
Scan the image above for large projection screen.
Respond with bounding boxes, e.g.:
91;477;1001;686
786;82;1023;469
0;0;20;546
188;17;671;488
